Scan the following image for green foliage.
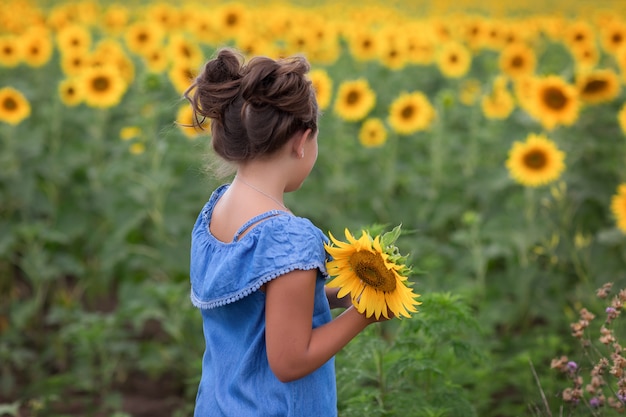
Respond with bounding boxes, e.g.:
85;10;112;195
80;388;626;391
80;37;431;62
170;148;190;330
336;292;484;417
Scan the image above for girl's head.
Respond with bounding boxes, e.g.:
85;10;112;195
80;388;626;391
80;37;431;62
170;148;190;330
185;48;319;164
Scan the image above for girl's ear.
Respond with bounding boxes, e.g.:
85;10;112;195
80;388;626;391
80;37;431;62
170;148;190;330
292;129;311;159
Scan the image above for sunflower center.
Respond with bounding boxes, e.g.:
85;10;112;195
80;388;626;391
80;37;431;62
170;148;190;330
2;97;17;111
226;13;238;27
542;87;567;110
511;55;524;68
349;251;397;292
346;90;361;105
92;76;110;92
401;105;415;119
523;149;547;169
582;79;608;94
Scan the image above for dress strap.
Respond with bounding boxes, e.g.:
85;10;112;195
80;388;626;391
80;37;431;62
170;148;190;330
233;210;288;241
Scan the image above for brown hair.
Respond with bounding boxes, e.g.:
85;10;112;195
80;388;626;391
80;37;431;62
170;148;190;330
184;48;318;163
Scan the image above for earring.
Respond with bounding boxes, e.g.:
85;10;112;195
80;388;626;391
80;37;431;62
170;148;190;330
300;151;305;159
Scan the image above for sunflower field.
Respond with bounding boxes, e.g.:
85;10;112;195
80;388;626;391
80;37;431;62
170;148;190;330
2;0;626;415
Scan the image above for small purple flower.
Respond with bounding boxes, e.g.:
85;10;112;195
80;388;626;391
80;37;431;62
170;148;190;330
606;307;617;314
567;361;578;371
590;397;601;408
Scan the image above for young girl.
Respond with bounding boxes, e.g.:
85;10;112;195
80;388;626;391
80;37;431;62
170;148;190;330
185;48;387;417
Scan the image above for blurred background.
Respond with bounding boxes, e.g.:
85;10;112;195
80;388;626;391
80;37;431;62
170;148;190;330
1;0;626;416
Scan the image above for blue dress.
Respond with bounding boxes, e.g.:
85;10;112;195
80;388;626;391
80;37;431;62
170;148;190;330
190;184;337;417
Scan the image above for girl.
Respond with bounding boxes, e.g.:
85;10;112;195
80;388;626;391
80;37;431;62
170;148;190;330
185;48;387;417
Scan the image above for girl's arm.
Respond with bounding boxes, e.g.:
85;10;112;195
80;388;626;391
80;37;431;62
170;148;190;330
264;269;381;383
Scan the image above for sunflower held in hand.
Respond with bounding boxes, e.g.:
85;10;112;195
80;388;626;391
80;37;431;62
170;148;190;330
324;226;421;320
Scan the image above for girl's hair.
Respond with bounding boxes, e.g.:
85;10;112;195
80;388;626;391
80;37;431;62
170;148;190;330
184;48;319;163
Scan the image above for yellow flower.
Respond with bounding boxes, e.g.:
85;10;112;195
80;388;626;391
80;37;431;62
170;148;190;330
576;69;621;105
527;75;580;131
562;20;595;52
0;36;22;67
333;78;376;122
324;227;421;320
481;77;515;120
80;65;127;108
215;2;249;40
308;69;333;111
600;20;626;55
176;105;209;139
168;62;199;94
129;142;146;155
436;41;472;79
58;78;83;106
499;42;536;79
0;87;31;125
56;23;92;54
124;21;165;56
147;2;180;31
610;184;626;233
388;91;436;134
358;118;387;148
345;25;380;62
20;28;53;68
101;4;130;35
505;133;566;188
167;33;203;68
120;126;142;141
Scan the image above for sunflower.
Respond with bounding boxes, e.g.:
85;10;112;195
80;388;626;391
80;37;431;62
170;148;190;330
527;75;580;130
101;4;130;35
0;87;31;125
377;26;408;71
176;105;210;139
358;118;387;148
324;227;421;319
56;23;91;54
499;42;536;79
215;2;249;40
333;78;376;122
167;33;203;68
80;65;127;108
168;62;199;94
58;78;83;106
562;20;595;52
0;36;22;67
571;42;600;70
60;51;90;76
20;28;53;67
120;126;142;141
576;69;621;104
308;69;333;110
142;47;169;73
124;21;165;56
436;41;472;79
505;133;565;188
346;25;380;62
482;88;515;120
147;2;180;31
610;184;626;233
600;21;626;55
405;28;435;65
388;91;435;134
